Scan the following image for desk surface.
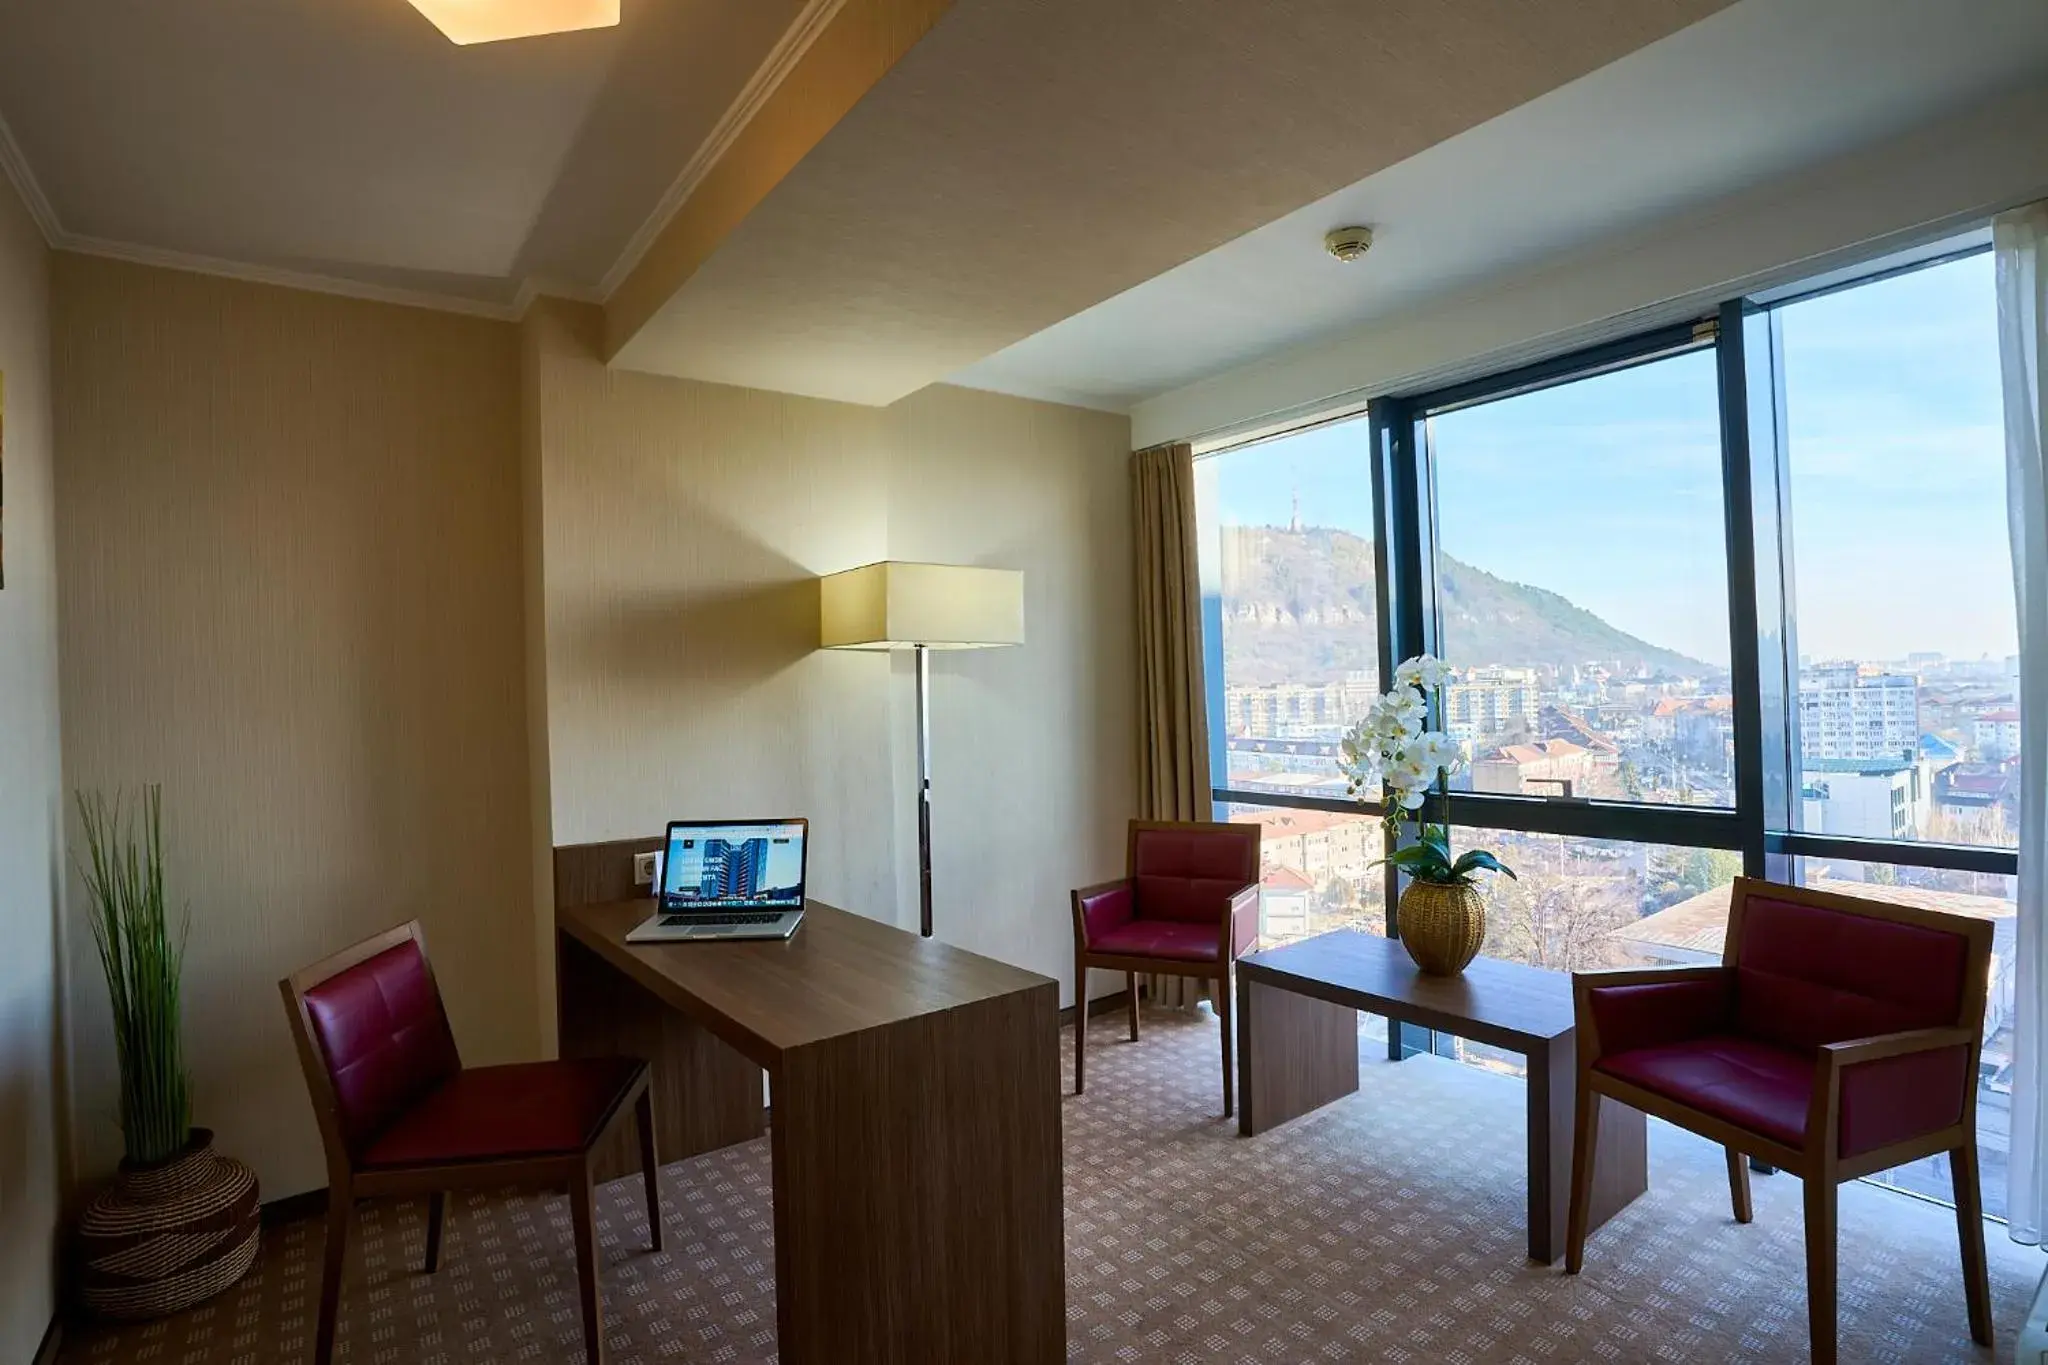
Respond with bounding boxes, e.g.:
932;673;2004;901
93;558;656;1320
1238;929;1575;1050
558;897;1056;1065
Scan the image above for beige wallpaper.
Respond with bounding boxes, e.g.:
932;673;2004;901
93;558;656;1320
0;168;63;1359
530;299;904;918
533;299;1137;1002
884;384;1137;990
52;256;540;1198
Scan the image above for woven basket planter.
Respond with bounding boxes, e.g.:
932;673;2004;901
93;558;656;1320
75;1128;260;1321
1397;881;1487;976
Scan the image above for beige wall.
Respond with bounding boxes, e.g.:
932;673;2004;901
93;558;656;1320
531;300;1136;1000
0;170;63;1359
51;256;539;1198
885;385;1136;987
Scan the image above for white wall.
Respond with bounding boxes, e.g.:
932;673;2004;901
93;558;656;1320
0;156;63;1362
1134;79;2048;447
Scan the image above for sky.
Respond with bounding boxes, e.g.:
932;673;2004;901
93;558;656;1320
1199;251;2017;670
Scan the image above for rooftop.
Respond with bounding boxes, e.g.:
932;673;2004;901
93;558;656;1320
1613;877;2015;956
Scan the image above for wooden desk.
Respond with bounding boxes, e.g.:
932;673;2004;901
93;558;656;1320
1235;930;1646;1263
556;893;1065;1364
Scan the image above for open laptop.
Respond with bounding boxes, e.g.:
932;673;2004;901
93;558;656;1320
626;819;809;943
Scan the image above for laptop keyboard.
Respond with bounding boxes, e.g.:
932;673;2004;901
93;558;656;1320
661;912;785;928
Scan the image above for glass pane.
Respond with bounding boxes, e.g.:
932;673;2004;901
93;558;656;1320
1777;253;2018;848
1441;828;1740;1076
1195;419;1379;803
1220;801;1387;950
1427;349;1734;808
1792;857;2014;1219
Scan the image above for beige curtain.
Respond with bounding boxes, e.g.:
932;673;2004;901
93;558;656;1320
1132;442;1216;1009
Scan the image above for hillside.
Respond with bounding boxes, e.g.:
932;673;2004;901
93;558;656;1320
1216;524;1711;685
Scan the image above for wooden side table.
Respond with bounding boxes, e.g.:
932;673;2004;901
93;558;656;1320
1236;930;1647;1263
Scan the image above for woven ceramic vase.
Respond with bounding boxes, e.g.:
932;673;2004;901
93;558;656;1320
76;1128;260;1320
1397;880;1487;976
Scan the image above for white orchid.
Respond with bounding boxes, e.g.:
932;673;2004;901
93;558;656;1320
1335;653;1515;888
1337;654;1471;836
1393;653;1452;692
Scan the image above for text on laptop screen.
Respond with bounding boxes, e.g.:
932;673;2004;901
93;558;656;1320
662;823;805;909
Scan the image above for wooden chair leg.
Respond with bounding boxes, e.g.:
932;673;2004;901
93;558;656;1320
1564;1081;1600;1274
423;1190;446;1273
1126;971;1140;1041
1725;1147;1753;1224
1803;1176;1839;1365
1216;967;1235;1119
636;1086;663;1254
569;1163;605;1365
1951;1141;1994;1347
1073;953;1088;1095
315;1184;351;1365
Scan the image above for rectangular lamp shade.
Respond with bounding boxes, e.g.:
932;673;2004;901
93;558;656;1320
819;561;1024;651
406;0;619;44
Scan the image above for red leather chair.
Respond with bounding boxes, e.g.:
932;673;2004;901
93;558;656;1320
281;922;659;1365
1565;877;1994;1365
1071;819;1261;1115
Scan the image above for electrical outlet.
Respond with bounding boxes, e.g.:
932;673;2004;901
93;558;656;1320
633;852;658;886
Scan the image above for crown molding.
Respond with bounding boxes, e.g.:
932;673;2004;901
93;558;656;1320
0;0;845;320
598;0;846;300
60;234;525;321
0;106;61;245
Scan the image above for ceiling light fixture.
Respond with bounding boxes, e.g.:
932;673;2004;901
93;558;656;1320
405;0;619;45
1325;226;1374;263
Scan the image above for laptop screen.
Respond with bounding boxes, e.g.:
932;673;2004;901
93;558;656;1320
661;821;807;911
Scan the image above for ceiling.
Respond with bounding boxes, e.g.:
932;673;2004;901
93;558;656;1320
2;0;2035;416
611;0;1733;404
949;0;2048;413
0;0;807;308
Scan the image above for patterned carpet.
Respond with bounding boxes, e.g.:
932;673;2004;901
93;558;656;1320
61;1008;2044;1364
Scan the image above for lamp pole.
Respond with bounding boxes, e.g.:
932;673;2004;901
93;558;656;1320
915;643;934;937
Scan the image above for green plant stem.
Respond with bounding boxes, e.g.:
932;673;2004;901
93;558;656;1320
77;786;190;1167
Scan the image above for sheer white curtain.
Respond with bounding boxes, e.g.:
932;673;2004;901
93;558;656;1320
1999;200;2048;1245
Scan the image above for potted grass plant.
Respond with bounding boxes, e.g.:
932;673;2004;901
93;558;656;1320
71;787;260;1320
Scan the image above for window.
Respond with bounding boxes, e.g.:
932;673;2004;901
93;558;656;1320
1195;419;1379;804
1220;801;1386;949
1190;239;2019;1219
1792;857;2016;1218
1456;827;1741;975
1428;349;1734;808
1775;254;2018;848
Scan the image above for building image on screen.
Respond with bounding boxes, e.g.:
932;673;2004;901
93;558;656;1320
663;823;805;907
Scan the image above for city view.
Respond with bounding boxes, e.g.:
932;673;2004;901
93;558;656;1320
1196;251;2019;1212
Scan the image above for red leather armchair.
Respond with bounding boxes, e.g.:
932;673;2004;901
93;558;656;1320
281;922;659;1365
1071;819;1261;1114
1565;877;1995;1365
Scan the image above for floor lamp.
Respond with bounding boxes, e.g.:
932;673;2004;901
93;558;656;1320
819;561;1024;937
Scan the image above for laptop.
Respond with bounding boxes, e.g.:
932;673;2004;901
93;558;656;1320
626;819;809;943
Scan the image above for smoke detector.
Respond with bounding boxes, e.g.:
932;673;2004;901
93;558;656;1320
1324;226;1375;263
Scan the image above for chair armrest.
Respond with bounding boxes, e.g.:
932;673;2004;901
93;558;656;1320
1818;1026;1978;1159
1819;1026;1975;1070
1573;964;1734;1063
1072;879;1135;948
1225;883;1260;960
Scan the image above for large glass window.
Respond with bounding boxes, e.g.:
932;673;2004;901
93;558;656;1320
1427;348;1734;807
1190;238;2019;1222
1195;419;1378;804
1221;802;1386;949
1457;827;1740;975
1776;254;2018;848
